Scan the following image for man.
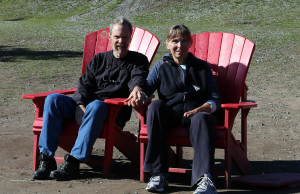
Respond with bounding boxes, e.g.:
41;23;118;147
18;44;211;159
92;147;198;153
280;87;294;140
32;16;149;180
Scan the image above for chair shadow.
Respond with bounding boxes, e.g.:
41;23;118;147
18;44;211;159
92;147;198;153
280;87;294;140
74;156;300;193
215;159;300;193
0;46;82;62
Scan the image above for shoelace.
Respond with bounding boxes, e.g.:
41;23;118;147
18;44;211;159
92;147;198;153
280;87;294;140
39;161;46;168
197;176;214;190
150;175;163;182
59;162;70;170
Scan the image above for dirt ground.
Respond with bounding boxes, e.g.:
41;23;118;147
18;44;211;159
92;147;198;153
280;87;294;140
1;0;300;192
1;50;300;193
0;84;300;194
1;24;300;194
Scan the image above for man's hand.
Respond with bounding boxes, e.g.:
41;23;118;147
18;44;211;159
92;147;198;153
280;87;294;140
125;86;148;108
183;103;211;117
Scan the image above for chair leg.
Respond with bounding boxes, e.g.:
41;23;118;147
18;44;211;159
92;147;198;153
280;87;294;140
33;133;40;171
224;133;232;188
140;142;146;182
175;146;183;167
103;138;114;176
224;150;232;188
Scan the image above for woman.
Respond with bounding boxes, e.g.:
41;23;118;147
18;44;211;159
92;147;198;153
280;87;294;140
144;24;220;193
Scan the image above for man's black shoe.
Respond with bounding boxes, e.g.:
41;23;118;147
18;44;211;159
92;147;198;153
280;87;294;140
32;153;57;179
50;154;79;180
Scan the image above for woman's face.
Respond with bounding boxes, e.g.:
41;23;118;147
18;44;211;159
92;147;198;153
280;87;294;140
166;34;192;64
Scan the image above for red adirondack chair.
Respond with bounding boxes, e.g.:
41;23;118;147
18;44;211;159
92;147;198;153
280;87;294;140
137;32;257;188
22;27;160;176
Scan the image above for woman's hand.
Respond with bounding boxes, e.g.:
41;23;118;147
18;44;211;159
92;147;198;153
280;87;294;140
183;103;211;117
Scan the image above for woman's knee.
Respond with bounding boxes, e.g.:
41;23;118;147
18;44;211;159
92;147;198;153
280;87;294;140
148;100;165;114
190;112;215;134
192;112;212;122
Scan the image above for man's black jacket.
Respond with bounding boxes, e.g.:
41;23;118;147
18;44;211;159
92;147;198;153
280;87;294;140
73;50;149;127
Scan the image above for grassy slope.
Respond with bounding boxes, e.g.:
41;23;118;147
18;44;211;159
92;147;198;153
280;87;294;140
0;0;299;143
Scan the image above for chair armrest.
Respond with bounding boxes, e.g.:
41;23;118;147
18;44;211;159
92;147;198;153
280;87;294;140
221;101;257;109
22;88;77;100
22;88;77;118
104;98;128;105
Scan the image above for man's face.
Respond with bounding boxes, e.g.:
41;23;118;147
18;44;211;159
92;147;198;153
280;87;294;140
109;24;132;58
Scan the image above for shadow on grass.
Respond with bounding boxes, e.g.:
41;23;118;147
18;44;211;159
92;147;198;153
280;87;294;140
4;17;27;21
0;46;83;62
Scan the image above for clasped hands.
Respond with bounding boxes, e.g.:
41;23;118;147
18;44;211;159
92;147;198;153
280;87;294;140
125;86;149;108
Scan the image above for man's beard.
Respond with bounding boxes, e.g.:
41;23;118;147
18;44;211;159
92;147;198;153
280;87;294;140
113;45;128;58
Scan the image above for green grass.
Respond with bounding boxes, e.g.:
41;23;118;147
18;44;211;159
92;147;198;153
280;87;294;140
0;0;299;101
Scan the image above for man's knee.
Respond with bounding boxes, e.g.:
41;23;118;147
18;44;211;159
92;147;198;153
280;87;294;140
86;100;108;116
44;93;66;108
45;93;60;103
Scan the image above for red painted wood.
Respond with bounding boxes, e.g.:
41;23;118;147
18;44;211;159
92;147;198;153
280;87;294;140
227;35;246;103
189;34;196;55
22;88;77;100
207;32;222;73
95;28;110;54
22;27;160;177
104;98;128;105
195;32;209;62
137;31;153;56
129;27;144;52
236;39;255;99
145;37;160;65
138;32;256;188
217;33;235;102
82;31;98;75
168;168;192;174
221;102;257;109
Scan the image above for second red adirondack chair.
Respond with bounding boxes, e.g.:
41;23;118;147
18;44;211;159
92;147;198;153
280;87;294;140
137;32;257;188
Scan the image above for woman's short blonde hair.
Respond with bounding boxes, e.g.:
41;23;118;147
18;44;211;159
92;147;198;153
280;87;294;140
167;24;192;41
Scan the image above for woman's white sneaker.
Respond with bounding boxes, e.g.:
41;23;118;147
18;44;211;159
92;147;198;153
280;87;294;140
193;174;217;194
146;173;168;193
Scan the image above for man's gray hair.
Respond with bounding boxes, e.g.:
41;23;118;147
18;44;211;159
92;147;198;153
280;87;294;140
109;16;133;35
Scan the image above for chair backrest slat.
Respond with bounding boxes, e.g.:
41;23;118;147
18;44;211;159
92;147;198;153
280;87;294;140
129;27;145;52
136;31;153;57
95;28;110;54
207;32;223;75
81;27;160;75
145;36;160;65
189;32;255;104
195;32;209;62
225;35;246;103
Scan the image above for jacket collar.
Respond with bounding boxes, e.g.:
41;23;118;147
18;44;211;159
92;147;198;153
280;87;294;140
162;52;196;67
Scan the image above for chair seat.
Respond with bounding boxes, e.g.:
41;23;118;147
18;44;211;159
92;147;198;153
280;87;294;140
33;118;80;135
139;124;226;148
